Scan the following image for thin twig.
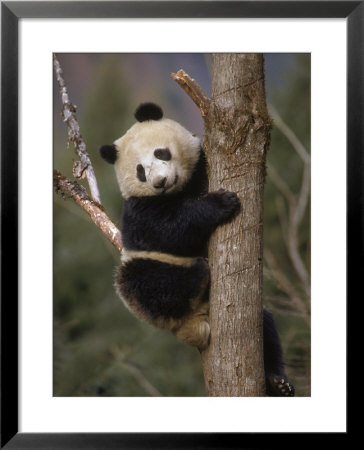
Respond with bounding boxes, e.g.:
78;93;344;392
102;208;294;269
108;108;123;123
171;69;210;117
268;104;310;164
119;361;162;396
293;162;311;229
54;170;122;252
264;250;310;325
268;104;311;296
110;345;162;396
268;163;310;293
53;53;101;204
268;164;295;204
274;196;289;247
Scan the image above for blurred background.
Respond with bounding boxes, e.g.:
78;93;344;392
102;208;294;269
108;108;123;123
53;53;310;397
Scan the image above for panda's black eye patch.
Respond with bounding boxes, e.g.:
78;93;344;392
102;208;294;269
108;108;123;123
154;148;171;161
136;164;147;182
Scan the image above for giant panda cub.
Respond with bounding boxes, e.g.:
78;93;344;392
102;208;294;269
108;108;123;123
99;103;294;396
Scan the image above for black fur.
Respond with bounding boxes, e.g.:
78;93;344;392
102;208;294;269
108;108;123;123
154;148;171;161
136;164;147;182
99;144;117;164
264;309;295;396
263;309;285;376
117;257;209;320
135;103;163;122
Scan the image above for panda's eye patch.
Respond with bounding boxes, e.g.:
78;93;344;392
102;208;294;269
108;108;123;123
154;148;171;161
136;164;147;182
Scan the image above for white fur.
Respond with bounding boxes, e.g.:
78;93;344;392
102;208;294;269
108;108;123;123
113;118;201;198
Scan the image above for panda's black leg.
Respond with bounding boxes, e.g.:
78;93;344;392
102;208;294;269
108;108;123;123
263;309;295;397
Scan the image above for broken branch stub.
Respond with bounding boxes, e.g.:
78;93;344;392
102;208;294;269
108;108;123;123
171;69;210;117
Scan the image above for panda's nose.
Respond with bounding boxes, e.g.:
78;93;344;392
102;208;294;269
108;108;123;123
153;177;167;189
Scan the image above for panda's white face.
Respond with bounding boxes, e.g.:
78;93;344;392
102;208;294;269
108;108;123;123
113;118;201;198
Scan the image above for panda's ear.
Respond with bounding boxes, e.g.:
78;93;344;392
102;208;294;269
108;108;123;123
135;103;163;122
99;144;118;164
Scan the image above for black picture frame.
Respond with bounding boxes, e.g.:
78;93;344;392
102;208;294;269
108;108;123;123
1;1;359;448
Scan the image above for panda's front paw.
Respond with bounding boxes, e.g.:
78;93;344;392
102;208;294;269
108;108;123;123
266;374;295;397
212;189;241;223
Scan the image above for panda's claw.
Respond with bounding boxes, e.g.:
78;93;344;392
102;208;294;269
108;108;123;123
211;189;241;223
266;374;295;397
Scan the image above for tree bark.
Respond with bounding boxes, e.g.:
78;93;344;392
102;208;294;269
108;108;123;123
200;54;271;396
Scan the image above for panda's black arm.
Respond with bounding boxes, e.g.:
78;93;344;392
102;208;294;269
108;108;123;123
179;189;241;233
121;190;240;256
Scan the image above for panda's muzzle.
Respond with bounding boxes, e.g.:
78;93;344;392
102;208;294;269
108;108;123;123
153;176;167;189
153;174;179;194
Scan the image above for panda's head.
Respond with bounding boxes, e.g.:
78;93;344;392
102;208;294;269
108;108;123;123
99;103;201;199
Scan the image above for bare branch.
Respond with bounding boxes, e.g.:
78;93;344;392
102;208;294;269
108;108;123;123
110;345;162;396
53;54;101;204
293;161;311;228
54;170;122;252
268;104;311;296
268;164;295;204
119;361;162;396
53;56;122;254
287;161;311;297
268;104;310;164
171;69;210;117
287;209;310;297
274;196;289;246
264;250;310;325
268;164;310;293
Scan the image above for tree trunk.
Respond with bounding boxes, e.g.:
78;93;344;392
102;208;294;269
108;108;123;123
201;54;271;396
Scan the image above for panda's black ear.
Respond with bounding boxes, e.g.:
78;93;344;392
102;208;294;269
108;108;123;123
99;144;117;164
135;103;163;122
